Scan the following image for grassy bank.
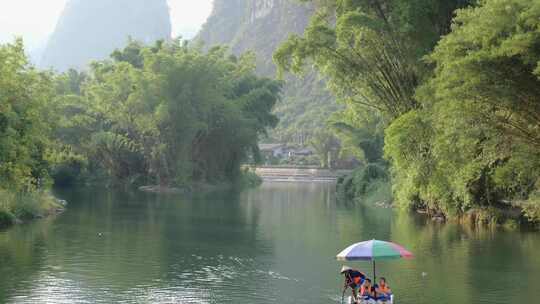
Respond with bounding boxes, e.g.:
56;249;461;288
0;190;64;229
414;190;540;230
337;167;540;230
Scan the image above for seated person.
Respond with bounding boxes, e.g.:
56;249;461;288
341;266;366;300
375;277;392;300
360;278;375;298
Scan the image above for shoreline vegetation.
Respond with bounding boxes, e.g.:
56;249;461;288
337;172;540;230
276;0;540;230
139;169;263;194
0;39;280;229
0;190;66;229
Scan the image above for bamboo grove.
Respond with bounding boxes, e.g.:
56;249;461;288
275;0;540;223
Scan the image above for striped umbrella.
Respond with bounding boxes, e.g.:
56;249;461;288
337;240;413;282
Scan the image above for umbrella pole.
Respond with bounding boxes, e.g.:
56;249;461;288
373;260;378;299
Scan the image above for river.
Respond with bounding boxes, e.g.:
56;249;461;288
0;182;539;303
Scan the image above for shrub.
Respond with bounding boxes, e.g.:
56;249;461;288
0;209;15;228
337;162;390;202
0;189;61;224
522;203;540;226
11;193;42;220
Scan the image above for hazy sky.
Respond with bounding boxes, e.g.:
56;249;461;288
0;0;214;49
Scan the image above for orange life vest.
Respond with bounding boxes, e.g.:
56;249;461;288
378;284;391;294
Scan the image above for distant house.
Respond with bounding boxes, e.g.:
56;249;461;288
259;143;287;158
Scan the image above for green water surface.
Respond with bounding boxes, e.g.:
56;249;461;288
0;182;539;303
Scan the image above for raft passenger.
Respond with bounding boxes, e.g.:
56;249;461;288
360;278;375;298
376;277;392;301
341;266;366;301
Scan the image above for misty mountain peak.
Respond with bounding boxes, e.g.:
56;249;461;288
41;0;171;71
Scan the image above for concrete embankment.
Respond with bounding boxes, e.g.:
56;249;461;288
254;167;352;182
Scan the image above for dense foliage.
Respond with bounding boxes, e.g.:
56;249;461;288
276;0;470;119
0;40;55;192
0;40;61;225
0;39;281;226
276;0;539;223
275;0;471;199
54;40;281;186
385;0;540;216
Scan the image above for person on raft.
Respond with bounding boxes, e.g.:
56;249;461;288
360;278;375;298
375;277;392;300
340;266;367;301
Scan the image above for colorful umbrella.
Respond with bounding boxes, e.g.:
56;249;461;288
337;240;413;282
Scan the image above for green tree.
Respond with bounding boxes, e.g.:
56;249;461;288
0;40;55;191
275;0;471;119
309;129;340;168
274;1;473;205
55;40;282;187
385;0;540;216
0;40;63;226
329;107;385;164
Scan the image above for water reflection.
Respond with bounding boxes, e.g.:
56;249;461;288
0;182;539;303
0;217;52;302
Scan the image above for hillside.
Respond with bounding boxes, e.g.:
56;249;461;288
197;0;340;145
40;0;171;71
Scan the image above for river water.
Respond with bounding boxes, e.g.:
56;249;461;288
0;182;539;304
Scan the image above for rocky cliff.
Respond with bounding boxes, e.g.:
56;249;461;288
199;0;313;75
197;0;339;144
41;0;171;71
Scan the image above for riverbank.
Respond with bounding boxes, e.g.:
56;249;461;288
415;204;539;231
139;170;263;194
0;190;66;229
337;167;540;230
